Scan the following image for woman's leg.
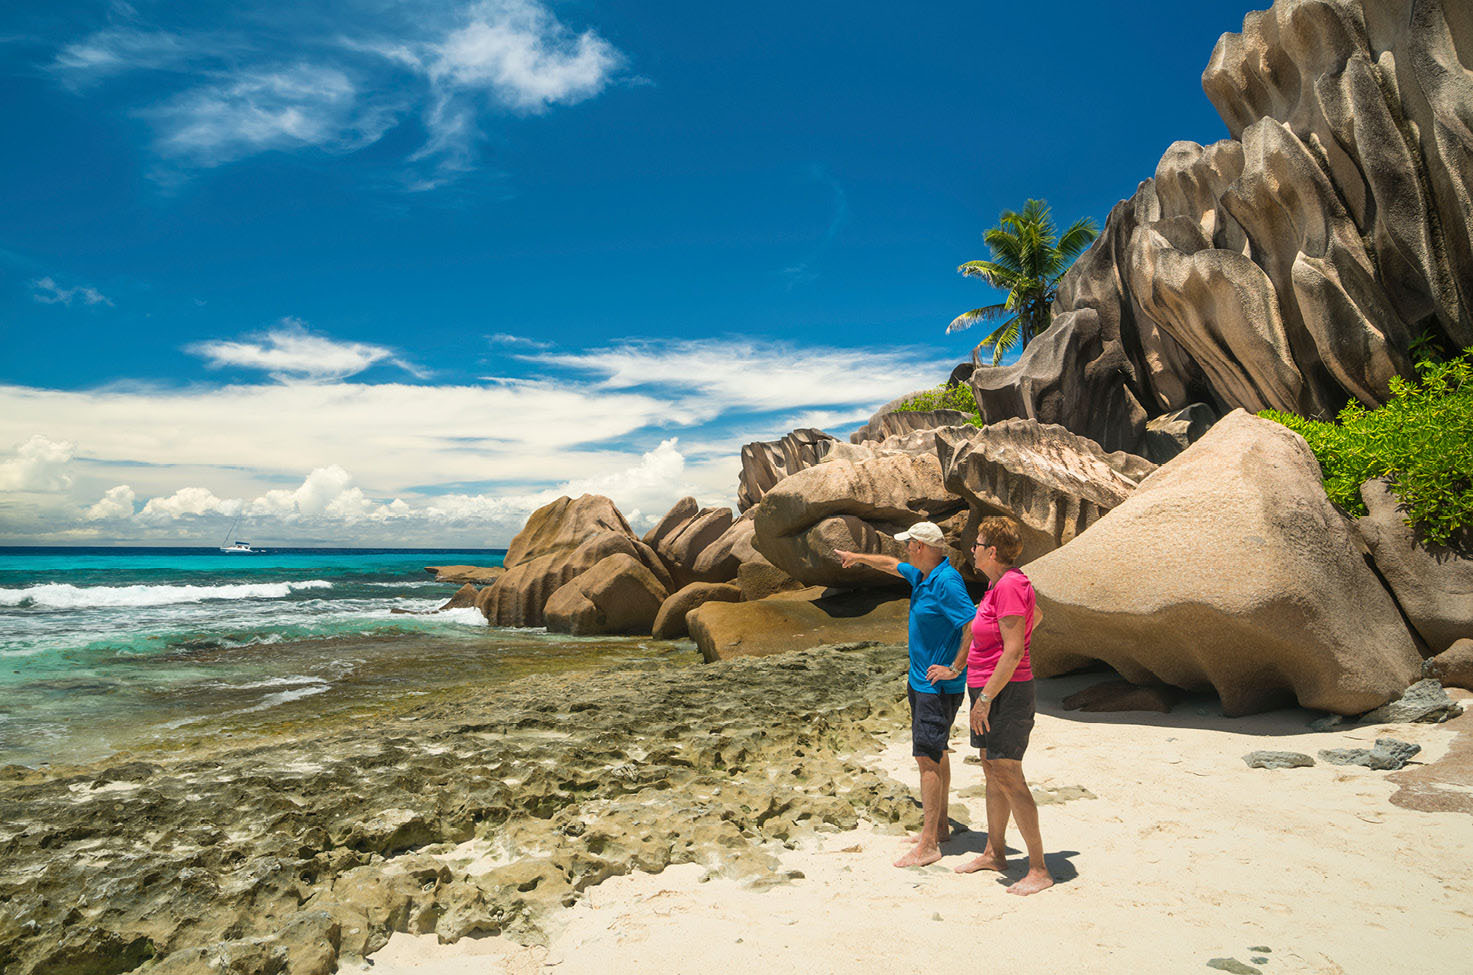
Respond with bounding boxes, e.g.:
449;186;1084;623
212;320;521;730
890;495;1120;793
986;758;1053;895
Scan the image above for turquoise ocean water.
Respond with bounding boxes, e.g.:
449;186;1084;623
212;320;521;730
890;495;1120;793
0;548;689;767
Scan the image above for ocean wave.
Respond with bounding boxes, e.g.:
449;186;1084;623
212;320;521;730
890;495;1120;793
0;580;333;610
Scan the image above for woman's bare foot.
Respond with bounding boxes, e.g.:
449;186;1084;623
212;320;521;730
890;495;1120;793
893;844;942;868
954;850;1007;874
1006;869;1054;895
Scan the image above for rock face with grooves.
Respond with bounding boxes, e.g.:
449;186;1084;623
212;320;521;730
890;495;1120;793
659;506;736;587
1025;410;1422;715
737;428;839;512
967;0;1473;453
849;409;973;445
751;453;968;588
690;509;760;583
543;553;669;636
936;419;1156;566
1355;478;1473;654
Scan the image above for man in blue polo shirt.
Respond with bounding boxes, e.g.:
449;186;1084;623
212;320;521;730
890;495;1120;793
836;521;975;867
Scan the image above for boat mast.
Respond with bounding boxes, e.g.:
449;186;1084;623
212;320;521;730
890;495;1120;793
221;511;242;547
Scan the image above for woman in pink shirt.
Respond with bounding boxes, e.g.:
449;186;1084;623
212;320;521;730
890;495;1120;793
927;515;1053;895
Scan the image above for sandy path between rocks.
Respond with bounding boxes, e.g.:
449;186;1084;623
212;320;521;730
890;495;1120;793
346;680;1473;975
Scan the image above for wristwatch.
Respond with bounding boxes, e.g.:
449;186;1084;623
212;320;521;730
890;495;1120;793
976;691;991;705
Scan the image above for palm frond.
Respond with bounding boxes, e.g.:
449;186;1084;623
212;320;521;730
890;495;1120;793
974;318;1023;366
957;260;1023;290
946;303;1010;334
1056;217;1100;263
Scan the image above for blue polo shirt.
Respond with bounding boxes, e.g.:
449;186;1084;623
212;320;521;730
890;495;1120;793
897;560;975;695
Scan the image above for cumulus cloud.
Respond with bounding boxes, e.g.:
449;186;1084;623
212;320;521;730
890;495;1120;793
85;485;137;521
139;485;242;521
246;465;401;523
32;276;113;307
48;1;627;186
0;436;76;491
186;319;423;381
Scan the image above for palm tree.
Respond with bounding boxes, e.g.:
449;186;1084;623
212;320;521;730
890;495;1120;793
947;199;1099;365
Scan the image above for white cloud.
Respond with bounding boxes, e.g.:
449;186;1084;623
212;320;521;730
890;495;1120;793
488;332;551;349
0;435;76;491
149;65;398;166
85;485;136;520
524;338;951;419
0;336;960;544
48;1;627;186
32;276;113;307
247;465;378;522
52;27;191;77
431;0;621;112
186;319;423;381
139;485;241;521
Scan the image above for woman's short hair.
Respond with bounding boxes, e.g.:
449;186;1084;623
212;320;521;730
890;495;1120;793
976;515;1024;564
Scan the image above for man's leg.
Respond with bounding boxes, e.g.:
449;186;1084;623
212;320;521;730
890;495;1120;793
986;758;1053;895
894;755;945;868
954;754;1011;874
938;749;951;842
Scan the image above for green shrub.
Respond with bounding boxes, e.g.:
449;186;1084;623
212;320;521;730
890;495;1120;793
893;383;983;426
1258;347;1473;546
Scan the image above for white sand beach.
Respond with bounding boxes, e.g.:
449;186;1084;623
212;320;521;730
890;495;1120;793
349;678;1473;975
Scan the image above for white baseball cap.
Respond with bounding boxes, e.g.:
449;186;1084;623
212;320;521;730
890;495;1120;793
894;521;946;548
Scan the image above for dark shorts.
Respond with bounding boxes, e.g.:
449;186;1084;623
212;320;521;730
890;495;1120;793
909;685;964;763
969;680;1036;760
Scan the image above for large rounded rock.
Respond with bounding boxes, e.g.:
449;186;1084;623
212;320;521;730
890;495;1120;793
687;589;910;662
936;419;1155;566
659;506;735;587
642;496;699;550
690;509;759;583
479;495;671;628
1428;639;1473;691
1355;478;1473;654
544;553;669;636
1025;410;1422;716
651;582;742;640
751;453;967;588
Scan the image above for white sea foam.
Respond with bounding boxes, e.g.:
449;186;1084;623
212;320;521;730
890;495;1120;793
0;580;333;610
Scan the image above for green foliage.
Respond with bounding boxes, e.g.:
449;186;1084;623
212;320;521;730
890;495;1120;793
893;383;983;427
1258;347;1473;546
948;198;1100;365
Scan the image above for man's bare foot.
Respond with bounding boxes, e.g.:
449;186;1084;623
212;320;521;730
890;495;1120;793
893;845;942;868
1006;869;1054;895
954;851;1007;874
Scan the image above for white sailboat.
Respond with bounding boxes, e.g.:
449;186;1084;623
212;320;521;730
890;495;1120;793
219;513;264;553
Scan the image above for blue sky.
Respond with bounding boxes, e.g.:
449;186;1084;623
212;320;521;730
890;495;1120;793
0;0;1255;545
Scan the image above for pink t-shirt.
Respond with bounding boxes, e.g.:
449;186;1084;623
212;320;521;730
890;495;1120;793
966;568;1035;687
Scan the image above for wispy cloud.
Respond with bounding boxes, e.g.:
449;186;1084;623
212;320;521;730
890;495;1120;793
488;332;552;349
186;318;426;381
52;27;194;78
32;276;114;307
781;165;850;288
148;64;400;166
48;0;628;187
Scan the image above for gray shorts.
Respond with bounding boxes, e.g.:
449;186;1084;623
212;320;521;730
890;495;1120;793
969;680;1036;760
909;685;964;763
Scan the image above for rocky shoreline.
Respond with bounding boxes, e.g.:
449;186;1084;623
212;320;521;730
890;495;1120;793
0;643;926;975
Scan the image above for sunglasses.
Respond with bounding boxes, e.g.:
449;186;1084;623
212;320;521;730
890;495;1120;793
973;540;993;551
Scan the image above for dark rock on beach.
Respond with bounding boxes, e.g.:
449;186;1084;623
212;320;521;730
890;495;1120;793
1243;751;1315;770
1319;738;1421;771
1360;679;1465;725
